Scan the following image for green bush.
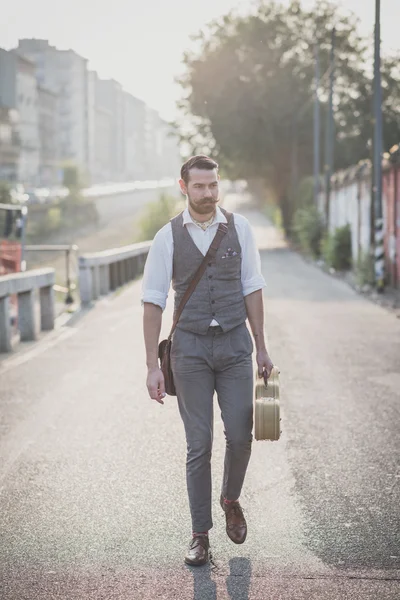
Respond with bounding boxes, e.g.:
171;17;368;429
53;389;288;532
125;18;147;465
321;234;333;265
355;251;375;286
135;193;183;242
294;176;314;208
264;204;283;230
63;164;82;191
0;180;11;204
292;205;324;257
322;224;352;271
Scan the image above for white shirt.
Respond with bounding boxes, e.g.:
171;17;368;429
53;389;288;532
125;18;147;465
141;206;266;324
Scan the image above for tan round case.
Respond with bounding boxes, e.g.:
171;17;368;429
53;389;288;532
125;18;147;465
254;366;281;441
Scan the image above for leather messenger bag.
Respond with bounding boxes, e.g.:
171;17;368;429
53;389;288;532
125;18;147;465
158;221;229;396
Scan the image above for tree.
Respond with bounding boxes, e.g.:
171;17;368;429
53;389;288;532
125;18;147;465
176;0;400;231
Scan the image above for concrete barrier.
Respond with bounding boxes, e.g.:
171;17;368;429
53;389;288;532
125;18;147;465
0;268;55;353
78;242;151;305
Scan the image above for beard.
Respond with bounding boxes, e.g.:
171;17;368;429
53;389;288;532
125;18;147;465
188;194;218;215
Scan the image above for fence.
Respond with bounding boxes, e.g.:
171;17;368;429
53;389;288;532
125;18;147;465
318;157;400;287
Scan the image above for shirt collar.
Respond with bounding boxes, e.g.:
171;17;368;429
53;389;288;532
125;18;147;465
182;205;227;227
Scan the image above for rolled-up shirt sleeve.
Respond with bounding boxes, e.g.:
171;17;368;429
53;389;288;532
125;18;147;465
235;214;266;297
141;224;173;310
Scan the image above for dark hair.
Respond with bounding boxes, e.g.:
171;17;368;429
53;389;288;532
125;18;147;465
180;155;218;185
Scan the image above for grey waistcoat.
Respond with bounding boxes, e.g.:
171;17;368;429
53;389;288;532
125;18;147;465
171;208;247;335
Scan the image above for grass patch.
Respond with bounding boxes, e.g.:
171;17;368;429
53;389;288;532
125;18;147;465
135;193;184;242
264;204;284;231
355;251;375;286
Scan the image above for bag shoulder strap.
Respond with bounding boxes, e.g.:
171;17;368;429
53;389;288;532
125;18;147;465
168;214;231;339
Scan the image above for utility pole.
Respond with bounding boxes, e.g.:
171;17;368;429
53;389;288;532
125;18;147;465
373;0;384;291
313;42;321;206
291;114;299;207
324;28;335;229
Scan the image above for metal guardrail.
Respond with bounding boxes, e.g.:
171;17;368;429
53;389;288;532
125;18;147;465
79;242;151;305
0;268;55;353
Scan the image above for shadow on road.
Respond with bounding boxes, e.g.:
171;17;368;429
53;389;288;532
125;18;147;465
190;563;217;600
189;557;252;600
226;557;252;600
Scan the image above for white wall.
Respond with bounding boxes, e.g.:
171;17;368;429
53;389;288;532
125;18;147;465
320;171;372;264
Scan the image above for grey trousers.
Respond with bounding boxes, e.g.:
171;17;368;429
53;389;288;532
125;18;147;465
171;322;254;532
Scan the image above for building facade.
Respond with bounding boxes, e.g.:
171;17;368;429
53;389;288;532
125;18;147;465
38;85;58;186
96;78;125;181
0;107;20;182
94;105;113;183
87;70;114;183
16;54;40;186
17;39;89;180
86;70;97;184
0;49;40;186
87;71;125;183
123;92;146;181
0;40;181;187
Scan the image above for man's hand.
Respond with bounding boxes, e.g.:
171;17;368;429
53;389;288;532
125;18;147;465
146;367;166;405
256;349;274;380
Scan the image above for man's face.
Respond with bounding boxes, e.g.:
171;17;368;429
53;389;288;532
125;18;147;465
179;168;220;215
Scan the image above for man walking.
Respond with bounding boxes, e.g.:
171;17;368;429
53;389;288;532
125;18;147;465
142;155;273;566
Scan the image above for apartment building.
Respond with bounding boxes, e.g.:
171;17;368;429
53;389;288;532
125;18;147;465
38;85;58;185
123;92;146;181
17;39;89;178
0;49;40;186
95;78;125;181
0;106;20;182
0;39;181;186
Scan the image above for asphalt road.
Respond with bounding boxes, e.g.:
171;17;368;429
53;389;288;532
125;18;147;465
0;195;399;599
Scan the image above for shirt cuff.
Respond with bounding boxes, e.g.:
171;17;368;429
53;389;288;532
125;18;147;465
141;290;168;311
242;276;266;297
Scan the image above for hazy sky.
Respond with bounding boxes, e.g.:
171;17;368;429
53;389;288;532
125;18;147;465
1;0;399;120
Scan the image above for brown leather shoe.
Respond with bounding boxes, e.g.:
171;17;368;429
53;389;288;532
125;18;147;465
220;495;247;544
184;535;210;566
